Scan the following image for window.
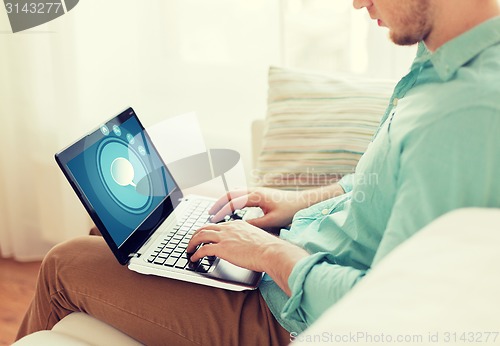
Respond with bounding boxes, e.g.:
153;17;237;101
281;0;416;78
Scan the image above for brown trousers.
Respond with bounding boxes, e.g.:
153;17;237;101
16;236;290;345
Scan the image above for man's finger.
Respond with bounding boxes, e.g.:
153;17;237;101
186;229;221;254
211;194;263;222
189;243;218;263
209;189;250;215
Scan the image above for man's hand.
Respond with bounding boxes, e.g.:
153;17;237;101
209;185;346;233
186;220;309;296
208;188;306;232
192;184;345;294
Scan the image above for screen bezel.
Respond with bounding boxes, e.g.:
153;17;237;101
55;107;184;264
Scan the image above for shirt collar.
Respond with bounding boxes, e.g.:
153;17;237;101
429;16;500;81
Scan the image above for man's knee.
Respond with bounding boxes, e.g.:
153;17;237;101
41;236;106;273
45;236;94;258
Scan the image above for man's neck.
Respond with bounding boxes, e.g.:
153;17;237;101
424;0;500;51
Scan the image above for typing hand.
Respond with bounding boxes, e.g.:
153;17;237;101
208;188;308;233
186;220;309;296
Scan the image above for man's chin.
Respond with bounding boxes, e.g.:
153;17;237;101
390;32;422;46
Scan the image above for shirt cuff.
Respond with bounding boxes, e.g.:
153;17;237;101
280;252;336;323
338;173;354;193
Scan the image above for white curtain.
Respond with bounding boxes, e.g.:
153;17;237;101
0;16;90;260
0;0;281;261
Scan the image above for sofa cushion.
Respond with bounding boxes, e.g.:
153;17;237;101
13;312;142;346
255;66;395;190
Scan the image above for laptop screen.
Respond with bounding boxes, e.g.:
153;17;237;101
56;108;182;263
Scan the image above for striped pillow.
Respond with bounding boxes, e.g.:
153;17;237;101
255;66;395;190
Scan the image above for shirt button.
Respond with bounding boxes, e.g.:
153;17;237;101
321;209;329;215
393;98;399;106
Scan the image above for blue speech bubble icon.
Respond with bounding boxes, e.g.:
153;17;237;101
4;0;80;33
110;157;137;188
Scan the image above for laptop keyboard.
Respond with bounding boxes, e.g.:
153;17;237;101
146;199;216;273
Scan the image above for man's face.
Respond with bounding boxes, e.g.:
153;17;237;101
353;0;433;46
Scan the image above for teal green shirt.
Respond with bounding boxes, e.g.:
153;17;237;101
260;17;500;334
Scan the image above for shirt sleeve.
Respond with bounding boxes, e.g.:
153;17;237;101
337;173;355;193
281;252;366;325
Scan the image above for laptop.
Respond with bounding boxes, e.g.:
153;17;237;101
55;107;263;291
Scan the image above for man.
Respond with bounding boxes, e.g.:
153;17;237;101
17;0;500;345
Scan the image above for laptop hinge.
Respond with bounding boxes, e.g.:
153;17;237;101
129;253;141;259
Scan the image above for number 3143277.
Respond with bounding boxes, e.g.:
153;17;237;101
5;2;63;14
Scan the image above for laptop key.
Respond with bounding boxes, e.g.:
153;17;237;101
154;257;166;265
201;258;213;266
164;257;177;267
195;264;210;273
175;258;188;268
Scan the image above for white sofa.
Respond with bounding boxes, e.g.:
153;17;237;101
292;207;500;346
14;120;500;345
